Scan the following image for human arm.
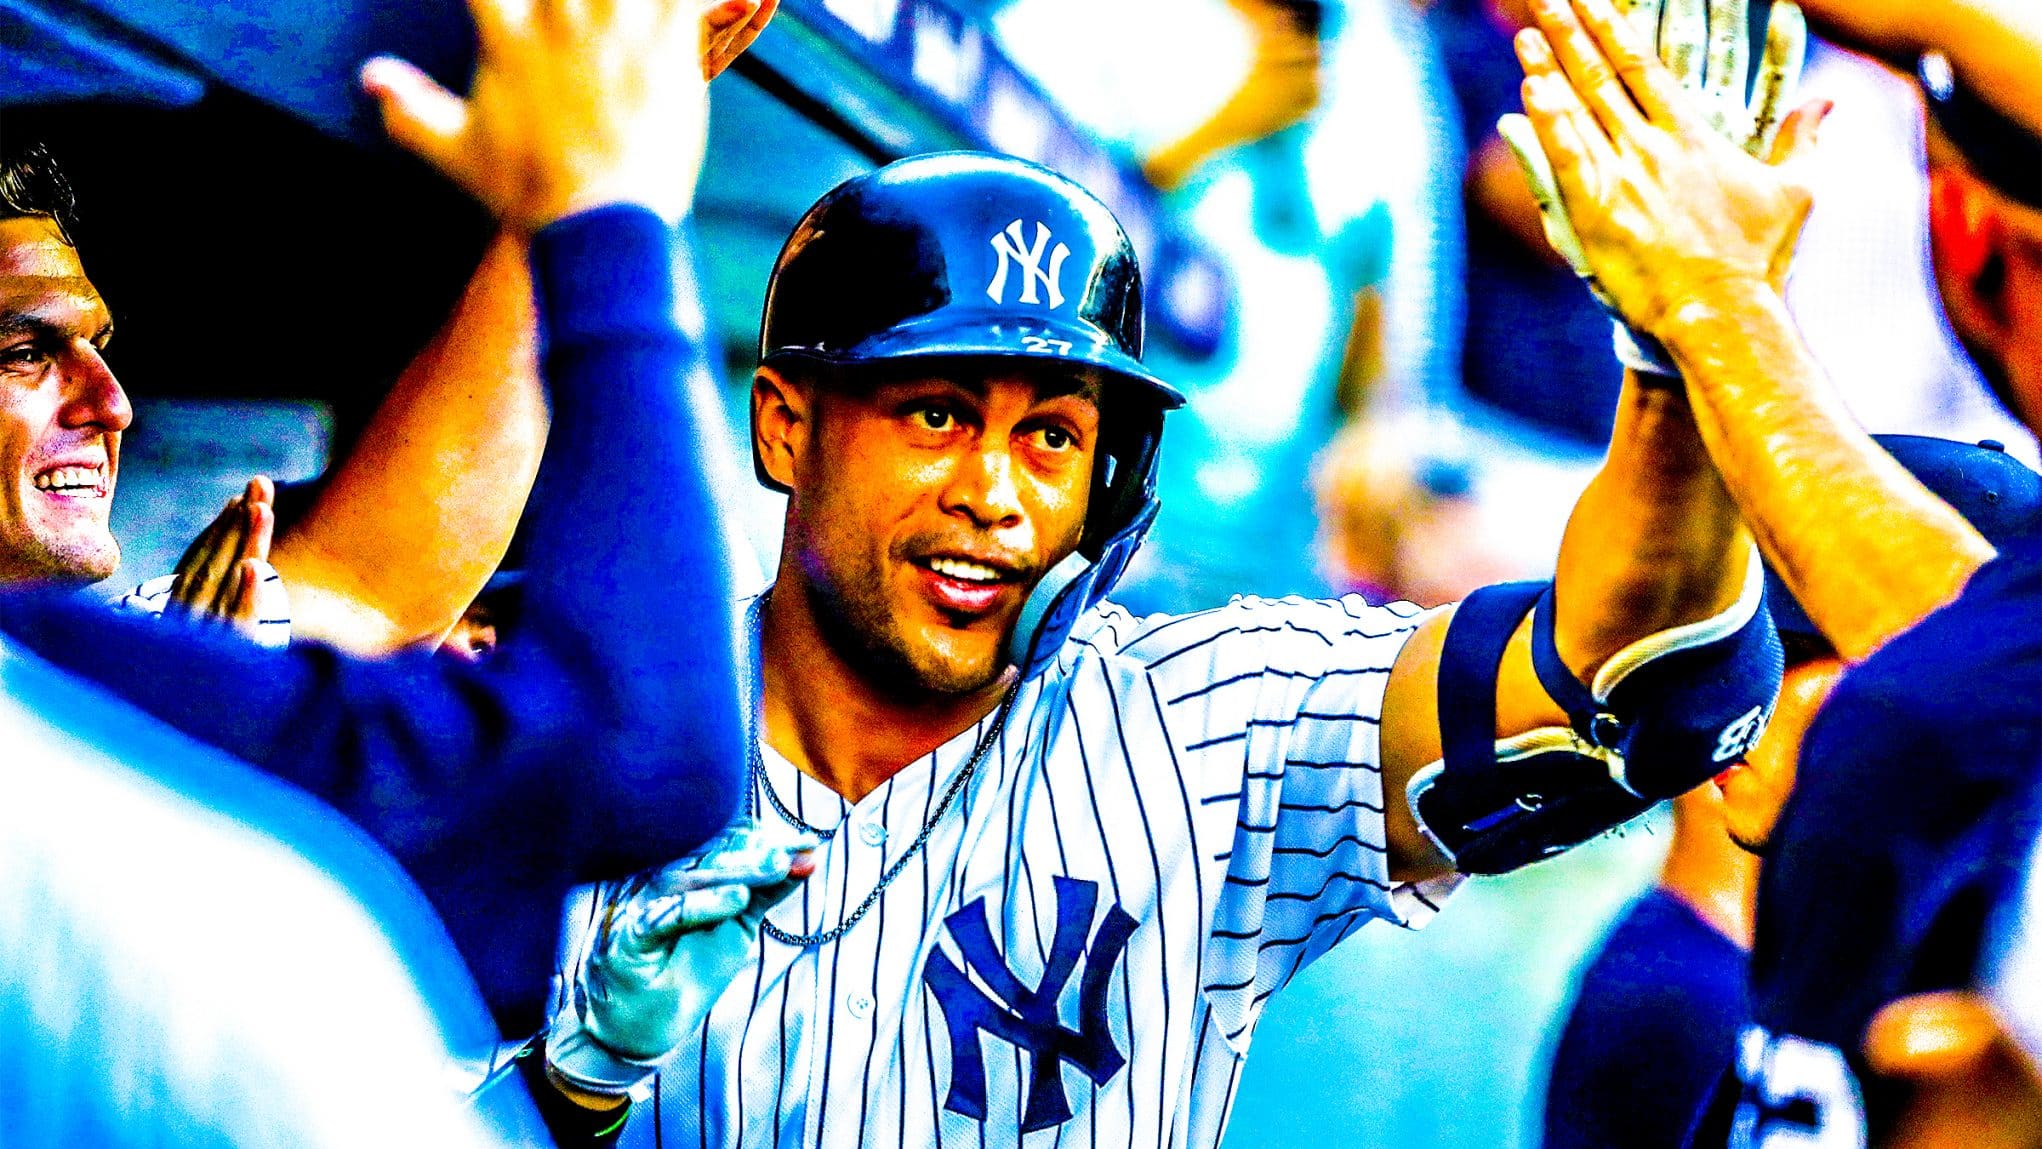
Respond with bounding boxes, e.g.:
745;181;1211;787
1509;0;1998;660
268;229;544;654
259;0;781;654
1379;367;1756;879
1791;0;2042;137
0;0;748;1031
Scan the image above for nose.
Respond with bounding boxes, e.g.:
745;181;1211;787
56;342;132;435
943;440;1026;532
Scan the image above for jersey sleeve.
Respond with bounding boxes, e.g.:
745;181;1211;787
1111;593;1460;1049
114;561;293;649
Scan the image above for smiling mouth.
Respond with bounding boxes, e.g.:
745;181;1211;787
31;464;109;498
912;554;1025;617
923;556;1009;584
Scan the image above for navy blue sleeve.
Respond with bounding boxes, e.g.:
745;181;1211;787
0;206;744;1032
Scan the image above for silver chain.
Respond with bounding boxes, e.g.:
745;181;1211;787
746;593;1019;948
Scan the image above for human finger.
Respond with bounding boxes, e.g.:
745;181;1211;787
1656;0;1707;88
1609;0;1663;45
221;559;262;631
641;883;753;942
1702;0;1749;109
1745;0;1808;155
1519;68;1618;254
1568;0;1693;127
243;498;275;564
203;500;269;616
1517;27;1623;172
171;496;247;613
1765;97;1831;168
360;56;474;185
1528;0;1651;142
1498;113;1596;277
702;0;762;78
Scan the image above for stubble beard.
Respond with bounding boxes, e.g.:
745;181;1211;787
800;557;1012;705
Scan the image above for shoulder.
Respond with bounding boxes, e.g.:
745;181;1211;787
1809;548;2042;764
1066;593;1433;675
115;575;176;616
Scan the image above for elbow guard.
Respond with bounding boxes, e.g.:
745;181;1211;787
1406;554;1783;875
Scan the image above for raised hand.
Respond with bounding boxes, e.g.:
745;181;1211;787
165;477;280;639
359;0;733;230
1497;0;1808;375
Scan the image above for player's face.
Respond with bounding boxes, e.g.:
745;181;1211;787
1716;656;1844;854
787;367;1097;697
0;216;127;586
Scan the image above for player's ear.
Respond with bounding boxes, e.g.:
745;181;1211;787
1928;166;2016;355
752;365;813;493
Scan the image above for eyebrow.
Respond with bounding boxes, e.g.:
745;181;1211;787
0;313;114;346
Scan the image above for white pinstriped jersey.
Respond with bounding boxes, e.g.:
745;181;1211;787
559;591;1463;1149
116;560;293;649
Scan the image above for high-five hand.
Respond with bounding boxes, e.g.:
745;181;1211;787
1499;0;1809;375
1508;0;1831;352
359;0;738;230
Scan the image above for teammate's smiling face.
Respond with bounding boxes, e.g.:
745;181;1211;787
761;363;1098;698
1716;656;1844;854
0;215;128;586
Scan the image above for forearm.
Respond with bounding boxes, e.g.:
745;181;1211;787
1549;371;1752;679
1799;0;2042;137
272;230;546;652
1658;279;1993;661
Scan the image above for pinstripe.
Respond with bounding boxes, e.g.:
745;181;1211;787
594;593;1455;1149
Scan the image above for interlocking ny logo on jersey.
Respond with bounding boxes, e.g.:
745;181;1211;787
923;876;1136;1131
986;219;1070;309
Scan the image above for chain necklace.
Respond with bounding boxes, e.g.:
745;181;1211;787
747;593;1020;948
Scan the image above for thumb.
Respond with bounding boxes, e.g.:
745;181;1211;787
1766;97;1833;168
361;56;471;178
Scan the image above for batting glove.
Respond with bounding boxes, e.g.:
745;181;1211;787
1498;0;1808;377
546;819;818;1097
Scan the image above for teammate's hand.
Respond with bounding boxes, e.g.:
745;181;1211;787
703;0;779;80
1509;0;1831;344
546;820;819;1093
165;477;277;638
359;0;734;231
1499;0;1809;373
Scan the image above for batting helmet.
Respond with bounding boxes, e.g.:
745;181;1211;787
755;152;1184;680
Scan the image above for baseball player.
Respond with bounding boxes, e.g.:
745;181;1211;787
0;0;778;1045
1506;0;2042;1143
1542;436;2042;1149
522;125;1788;1149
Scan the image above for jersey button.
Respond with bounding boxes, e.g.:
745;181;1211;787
846;992;875;1019
857;819;887;847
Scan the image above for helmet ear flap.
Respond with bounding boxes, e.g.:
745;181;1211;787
1081;392;1164;558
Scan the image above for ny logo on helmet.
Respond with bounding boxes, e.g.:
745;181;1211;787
987;219;1071;309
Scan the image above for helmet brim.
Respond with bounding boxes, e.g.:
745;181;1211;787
765;311;1185;409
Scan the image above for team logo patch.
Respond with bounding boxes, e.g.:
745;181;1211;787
1714;704;1772;764
923;876;1136;1131
987;219;1070;309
